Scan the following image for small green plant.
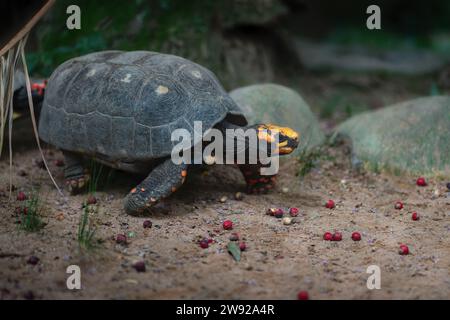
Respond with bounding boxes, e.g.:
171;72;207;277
297;147;323;177
77;203;97;249
18;193;45;232
88;160;104;195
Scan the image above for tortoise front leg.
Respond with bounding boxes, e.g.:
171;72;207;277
124;159;188;215
238;164;277;194
63;151;90;194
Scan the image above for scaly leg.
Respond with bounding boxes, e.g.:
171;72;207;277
124;159;188;215
63;151;90;194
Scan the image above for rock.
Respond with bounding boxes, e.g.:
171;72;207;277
334;96;450;176
292;39;448;75
230;84;325;154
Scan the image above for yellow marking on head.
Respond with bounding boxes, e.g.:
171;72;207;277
265;124;299;141
156;85;169;94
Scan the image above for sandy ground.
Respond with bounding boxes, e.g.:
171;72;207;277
0;129;449;300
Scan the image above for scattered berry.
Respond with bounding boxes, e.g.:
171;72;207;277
239;242;247;251
416;177;427;187
86;195;97;205
274;208;284;218
132;261;146;272
17;191;27;201
27;256;39;265
54;159;65;167
266;208;277;216
399;244;409;255
199;239;209;249
351;232;361;241
411;212;420;221
325;200;335;209
446;182;450;191
289;207;299;217
297;291;309;300
394;201;403;210
223;220;233;230
207;238;214;244
143;220;153;228
332;231;342;241
323;232;333;241
229;233;239;241
116;234;127;244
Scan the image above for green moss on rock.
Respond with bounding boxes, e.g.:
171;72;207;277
334;96;450;176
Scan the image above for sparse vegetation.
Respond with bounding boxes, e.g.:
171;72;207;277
17;192;45;232
77;202;97;249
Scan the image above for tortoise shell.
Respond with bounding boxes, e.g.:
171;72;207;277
39;51;247;160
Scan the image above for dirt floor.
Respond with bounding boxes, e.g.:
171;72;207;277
0;138;449;300
0;73;449;300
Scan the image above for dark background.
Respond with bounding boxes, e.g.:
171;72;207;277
6;0;450;123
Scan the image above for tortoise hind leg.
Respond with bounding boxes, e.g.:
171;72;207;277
124;159;188;215
63;151;90;194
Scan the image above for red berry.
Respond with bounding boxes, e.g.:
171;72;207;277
351;232;361;241
199;239;209;249
399;244;409;255
27;256;39;265
116;234;127;244
416;177;427;187
411;212;419;221
132;261;146;272
54;159;65;167
289;207;299;217
323;232;333;241
394;201;403;210
297;291;309;300
239;242;247;251
223;220;233;230
229;233;239;241
17;192;27;201
266;208;277;216
143;220;152;228
325;200;335;209
332;231;342;241
207;238;214;244
274;208;284;218
86;195;97;205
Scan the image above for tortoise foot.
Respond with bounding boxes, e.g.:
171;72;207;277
65;174;90;195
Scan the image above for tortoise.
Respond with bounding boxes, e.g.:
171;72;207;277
38;51;299;215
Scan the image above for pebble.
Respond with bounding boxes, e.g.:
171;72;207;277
282;187;289;194
234;192;244;201
282;217;292;225
219;196;228;203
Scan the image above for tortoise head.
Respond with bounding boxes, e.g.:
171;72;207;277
256;124;299;155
